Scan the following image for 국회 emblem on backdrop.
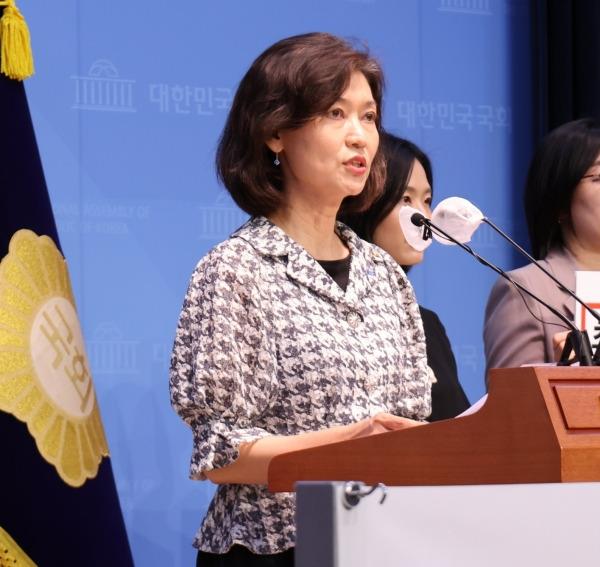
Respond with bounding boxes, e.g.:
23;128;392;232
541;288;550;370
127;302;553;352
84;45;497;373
0;229;108;487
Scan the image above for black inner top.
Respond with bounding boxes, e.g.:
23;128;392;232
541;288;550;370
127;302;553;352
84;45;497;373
316;255;351;291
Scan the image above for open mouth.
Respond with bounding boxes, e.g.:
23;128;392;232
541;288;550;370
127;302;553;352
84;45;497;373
345;156;366;167
344;156;367;174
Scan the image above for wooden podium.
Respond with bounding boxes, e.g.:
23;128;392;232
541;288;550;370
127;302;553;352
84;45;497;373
268;366;600;492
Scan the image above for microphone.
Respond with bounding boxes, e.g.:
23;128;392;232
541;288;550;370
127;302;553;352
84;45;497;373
430;197;484;245
410;211;427;227
431;197;600;364
412;212;594;366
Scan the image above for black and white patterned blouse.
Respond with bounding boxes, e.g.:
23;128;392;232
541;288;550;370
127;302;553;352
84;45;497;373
170;216;432;554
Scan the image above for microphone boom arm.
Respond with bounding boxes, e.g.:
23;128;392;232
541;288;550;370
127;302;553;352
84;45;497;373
413;214;594;367
483;217;600;336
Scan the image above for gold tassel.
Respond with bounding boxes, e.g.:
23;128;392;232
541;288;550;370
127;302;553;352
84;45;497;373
0;0;34;81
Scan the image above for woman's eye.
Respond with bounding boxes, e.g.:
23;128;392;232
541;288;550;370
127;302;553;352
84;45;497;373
583;172;600;183
364;112;377;123
402;196;412;204
328;108;344;119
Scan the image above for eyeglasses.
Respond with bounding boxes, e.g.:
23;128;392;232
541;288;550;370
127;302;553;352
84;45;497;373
581;173;600;183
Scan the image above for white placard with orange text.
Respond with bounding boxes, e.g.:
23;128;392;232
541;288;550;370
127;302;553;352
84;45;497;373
575;271;600;351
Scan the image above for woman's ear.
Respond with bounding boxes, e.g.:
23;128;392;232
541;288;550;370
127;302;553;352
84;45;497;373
265;133;283;154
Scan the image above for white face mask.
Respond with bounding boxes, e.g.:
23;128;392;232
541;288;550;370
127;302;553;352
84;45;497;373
398;205;433;252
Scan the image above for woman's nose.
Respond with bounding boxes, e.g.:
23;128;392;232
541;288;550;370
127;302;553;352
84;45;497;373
346;118;367;148
414;201;432;217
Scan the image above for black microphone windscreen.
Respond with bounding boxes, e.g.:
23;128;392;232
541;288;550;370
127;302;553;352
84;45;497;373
411;212;426;227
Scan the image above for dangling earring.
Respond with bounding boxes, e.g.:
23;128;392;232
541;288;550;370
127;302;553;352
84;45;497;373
274;152;280;166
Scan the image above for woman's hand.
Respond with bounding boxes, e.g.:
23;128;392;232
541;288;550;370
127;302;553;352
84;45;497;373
353;412;425;437
552;330;571;361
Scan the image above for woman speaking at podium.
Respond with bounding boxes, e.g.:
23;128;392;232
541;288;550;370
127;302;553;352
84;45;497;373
484;118;600;374
169;33;432;566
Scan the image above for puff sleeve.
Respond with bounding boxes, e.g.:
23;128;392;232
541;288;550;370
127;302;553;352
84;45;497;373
169;244;277;480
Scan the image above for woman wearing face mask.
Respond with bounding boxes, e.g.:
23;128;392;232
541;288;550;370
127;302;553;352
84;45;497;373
342;132;469;421
484;118;600;378
170;34;432;566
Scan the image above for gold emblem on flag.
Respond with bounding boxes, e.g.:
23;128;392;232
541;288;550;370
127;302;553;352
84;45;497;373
0;230;108;487
0;525;37;566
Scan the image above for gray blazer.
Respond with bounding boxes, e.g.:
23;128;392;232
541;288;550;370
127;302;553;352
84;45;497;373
483;247;577;379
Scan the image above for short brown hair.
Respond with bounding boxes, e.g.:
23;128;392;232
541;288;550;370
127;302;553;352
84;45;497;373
216;32;386;216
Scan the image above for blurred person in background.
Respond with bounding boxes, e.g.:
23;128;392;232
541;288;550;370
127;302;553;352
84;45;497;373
484;118;600;379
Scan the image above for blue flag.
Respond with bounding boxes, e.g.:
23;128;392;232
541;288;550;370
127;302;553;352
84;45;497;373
0;21;134;567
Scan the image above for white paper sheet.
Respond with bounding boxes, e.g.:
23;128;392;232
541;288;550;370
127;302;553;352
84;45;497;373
575;271;600;352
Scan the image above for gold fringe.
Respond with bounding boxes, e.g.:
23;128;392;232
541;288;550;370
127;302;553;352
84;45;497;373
0;0;34;81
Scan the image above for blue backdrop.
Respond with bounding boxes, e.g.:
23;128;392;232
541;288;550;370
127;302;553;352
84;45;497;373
22;1;533;565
